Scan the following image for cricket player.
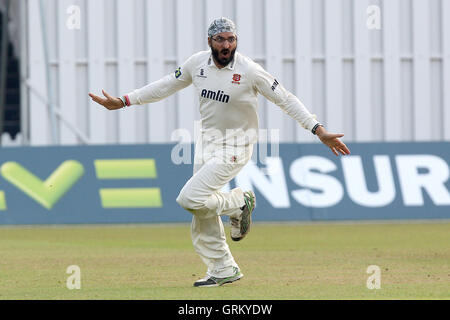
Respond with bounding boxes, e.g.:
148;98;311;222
89;17;350;288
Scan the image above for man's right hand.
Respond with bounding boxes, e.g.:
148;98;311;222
88;89;124;110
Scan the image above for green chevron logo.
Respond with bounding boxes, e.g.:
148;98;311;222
0;161;84;209
0;158;161;210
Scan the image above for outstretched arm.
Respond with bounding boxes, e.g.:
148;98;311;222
89;55;195;110
251;63;350;156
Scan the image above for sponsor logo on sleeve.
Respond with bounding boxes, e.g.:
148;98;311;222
175;67;182;79
271;79;279;91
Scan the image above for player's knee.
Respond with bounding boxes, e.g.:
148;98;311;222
176;191;199;211
176;193;187;209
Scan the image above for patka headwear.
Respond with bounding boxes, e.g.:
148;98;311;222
208;17;237;38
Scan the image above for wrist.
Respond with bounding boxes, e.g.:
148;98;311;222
311;123;324;135
119;96;127;107
119;95;131;108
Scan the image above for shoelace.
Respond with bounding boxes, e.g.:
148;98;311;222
230;217;240;227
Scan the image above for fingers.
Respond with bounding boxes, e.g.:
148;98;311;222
89;93;101;101
89;93;106;105
334;145;350;156
327;140;350;156
329;135;351;156
341;144;351;155
335;141;351;155
331;146;350;156
330;147;339;156
102;89;114;100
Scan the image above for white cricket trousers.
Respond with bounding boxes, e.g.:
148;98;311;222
176;140;253;278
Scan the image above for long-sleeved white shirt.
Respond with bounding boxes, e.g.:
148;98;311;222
127;50;319;146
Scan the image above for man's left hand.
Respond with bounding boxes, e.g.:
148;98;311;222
315;126;351;156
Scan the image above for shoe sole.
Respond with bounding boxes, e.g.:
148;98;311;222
194;283;220;288
231;191;255;242
219;273;243;286
194;273;243;288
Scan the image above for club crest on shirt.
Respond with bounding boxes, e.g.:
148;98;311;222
231;74;241;85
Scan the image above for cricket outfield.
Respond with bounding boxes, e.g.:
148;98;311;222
0;221;448;300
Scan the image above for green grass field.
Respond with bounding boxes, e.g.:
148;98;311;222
0;221;448;300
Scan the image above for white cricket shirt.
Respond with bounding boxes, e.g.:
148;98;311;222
127;50;319;146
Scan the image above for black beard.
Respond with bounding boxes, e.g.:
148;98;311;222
211;47;236;67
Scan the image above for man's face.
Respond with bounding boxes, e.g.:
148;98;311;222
208;32;237;67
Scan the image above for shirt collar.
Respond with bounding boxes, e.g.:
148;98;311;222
207;53;236;70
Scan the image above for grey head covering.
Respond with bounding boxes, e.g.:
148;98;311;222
208;17;237;38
